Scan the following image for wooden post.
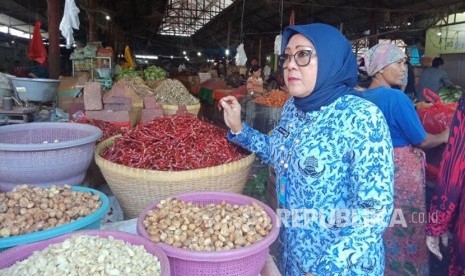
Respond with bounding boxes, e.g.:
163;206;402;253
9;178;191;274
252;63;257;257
88;0;97;42
47;0;61;79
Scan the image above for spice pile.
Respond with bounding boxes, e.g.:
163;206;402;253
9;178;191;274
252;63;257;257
100;115;248;171
124;76;156;98
75;117;130;143
253;89;289;108
153;79;199;106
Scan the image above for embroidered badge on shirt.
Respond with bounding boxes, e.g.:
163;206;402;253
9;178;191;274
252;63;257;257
277;127;290;138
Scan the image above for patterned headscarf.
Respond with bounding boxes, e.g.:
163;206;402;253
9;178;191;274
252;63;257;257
362;43;406;76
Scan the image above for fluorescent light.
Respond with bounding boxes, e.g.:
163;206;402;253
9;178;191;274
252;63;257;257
0;13;49;39
135;55;158;60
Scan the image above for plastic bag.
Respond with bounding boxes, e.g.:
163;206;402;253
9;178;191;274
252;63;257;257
59;0;80;49
28;20;47;64
274;34;282;55
235;43;247;66
416;88;457;134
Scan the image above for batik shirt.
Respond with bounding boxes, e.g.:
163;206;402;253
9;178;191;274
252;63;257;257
229;95;394;275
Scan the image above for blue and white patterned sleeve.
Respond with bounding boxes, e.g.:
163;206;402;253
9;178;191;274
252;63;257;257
227;123;273;164
227;99;294;164
312;105;395;275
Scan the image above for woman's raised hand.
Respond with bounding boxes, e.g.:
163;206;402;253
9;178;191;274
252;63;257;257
219;96;243;133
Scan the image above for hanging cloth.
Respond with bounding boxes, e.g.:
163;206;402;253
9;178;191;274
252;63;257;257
124;45;135;69
59;0;80;49
28;20;47;64
235;43;247;66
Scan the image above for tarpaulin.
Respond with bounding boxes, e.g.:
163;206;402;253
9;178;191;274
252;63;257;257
28;20;47;64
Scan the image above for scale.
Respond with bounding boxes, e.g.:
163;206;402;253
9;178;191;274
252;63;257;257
0;96;38;124
0;105;38;124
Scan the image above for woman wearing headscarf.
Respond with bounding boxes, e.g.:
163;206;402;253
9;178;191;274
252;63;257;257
220;23;394;275
426;93;465;276
361;43;450;276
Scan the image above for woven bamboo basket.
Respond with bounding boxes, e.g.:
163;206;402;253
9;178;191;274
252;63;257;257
129;102;144;126
162;103;201;116
95;136;255;218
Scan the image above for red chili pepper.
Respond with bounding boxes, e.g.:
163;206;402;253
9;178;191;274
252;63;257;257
100;115;249;171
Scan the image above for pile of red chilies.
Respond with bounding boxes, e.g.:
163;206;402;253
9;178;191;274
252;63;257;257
75;117;130;143
100;115;248;171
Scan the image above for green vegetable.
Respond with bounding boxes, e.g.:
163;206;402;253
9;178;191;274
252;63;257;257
117;68;141;80
439;88;463;103
243;166;268;202
144;66;166;81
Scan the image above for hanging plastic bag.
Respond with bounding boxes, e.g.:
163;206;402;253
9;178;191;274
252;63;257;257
289;10;295;26
59;0;80;49
235;43;247;66
416;88;457;134
28;20;47;64
274;34;282;55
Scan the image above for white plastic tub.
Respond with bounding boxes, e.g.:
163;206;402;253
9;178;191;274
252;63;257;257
9;77;61;102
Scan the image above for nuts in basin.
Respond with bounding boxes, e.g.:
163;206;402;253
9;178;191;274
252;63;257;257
144;198;272;251
0;235;162;275
0;185;102;238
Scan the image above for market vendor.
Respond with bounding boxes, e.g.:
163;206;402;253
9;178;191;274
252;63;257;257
361;43;449;276
246;65;264;98
26;60;49;79
416;57;461;101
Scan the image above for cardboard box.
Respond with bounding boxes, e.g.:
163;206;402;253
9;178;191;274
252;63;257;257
86;110;130;122
84;82;103;111
58;74;89;92
58;89;81;112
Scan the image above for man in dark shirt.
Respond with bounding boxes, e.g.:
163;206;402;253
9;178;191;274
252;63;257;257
416;57;459;101
27;61;49;78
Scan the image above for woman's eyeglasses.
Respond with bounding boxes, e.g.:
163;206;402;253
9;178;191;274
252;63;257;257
278;49;313;69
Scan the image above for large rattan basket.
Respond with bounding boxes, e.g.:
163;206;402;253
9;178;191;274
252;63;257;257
95;136;255;218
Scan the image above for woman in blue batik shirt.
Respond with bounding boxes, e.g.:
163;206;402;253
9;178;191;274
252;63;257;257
220;23;394;275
